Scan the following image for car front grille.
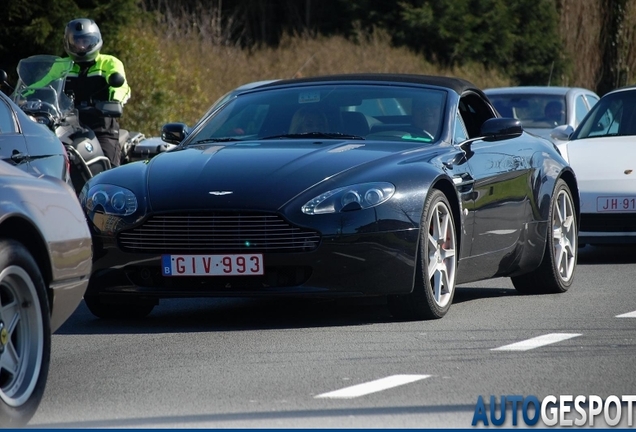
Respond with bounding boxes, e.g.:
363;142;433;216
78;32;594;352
118;212;321;253
579;213;636;233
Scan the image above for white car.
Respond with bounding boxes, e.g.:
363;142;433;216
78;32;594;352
551;85;636;245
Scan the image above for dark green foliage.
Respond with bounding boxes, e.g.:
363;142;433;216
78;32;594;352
138;0;565;85
0;0;626;103
0;0;138;83
141;0;357;46
387;0;563;85
507;0;566;85
0;0;80;78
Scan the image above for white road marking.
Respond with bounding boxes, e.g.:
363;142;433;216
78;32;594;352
616;310;636;318
314;374;431;399
491;333;581;351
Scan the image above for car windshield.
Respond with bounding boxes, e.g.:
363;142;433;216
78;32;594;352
488;93;566;128
186;84;447;145
572;89;636;139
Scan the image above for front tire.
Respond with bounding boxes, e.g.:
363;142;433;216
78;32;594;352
0;239;51;427
512;179;577;294
388;189;457;320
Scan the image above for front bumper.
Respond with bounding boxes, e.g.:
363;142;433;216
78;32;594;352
88;229;419;300
579;212;636;244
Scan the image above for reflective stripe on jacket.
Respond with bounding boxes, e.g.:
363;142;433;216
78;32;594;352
66;53;131;105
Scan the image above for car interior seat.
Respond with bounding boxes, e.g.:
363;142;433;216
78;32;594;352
340;111;370;136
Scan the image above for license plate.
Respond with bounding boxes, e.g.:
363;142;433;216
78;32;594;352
162;254;264;276
596;196;636;212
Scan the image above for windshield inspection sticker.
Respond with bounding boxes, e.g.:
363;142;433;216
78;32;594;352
298;91;321;104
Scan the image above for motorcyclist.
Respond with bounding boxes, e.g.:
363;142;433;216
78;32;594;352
63;18;131;167
29;18;131;167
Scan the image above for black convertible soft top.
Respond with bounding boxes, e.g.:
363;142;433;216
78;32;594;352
258;73;481;96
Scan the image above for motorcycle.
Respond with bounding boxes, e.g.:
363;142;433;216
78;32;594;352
0;55;156;193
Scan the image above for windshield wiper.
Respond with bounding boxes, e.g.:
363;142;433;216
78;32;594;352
261;132;365;140
192;137;242;144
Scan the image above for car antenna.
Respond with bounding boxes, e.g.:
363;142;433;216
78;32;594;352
547;61;554;86
291;53;317;79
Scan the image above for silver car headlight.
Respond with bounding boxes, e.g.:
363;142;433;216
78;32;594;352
82;184;138;216
302;182;395;215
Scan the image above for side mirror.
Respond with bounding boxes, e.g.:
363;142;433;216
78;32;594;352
162;123;189;144
0;70;8;85
480;118;523;141
108;72;126;88
550;124;574;142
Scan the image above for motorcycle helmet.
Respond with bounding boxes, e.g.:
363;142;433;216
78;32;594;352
64;18;103;62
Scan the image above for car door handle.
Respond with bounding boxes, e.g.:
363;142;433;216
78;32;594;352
11;151;27;163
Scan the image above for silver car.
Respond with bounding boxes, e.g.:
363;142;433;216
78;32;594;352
0;161;92;426
484;86;599;139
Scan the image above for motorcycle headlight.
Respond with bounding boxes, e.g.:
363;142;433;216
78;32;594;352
302;182;395;215
82;184;138;216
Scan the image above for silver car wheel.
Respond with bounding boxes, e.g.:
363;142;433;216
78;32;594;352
426;199;457;308
0;266;44;408
511;178;577;294
553;188;576;282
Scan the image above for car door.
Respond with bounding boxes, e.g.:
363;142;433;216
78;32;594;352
0;94;30;172
458;92;535;279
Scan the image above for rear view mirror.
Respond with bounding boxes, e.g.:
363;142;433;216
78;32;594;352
551;125;574;141
481;118;523;141
162;123;189;144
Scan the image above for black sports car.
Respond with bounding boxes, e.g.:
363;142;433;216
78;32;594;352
79;74;580;320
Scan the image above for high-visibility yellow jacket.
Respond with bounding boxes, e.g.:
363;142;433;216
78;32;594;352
29;53;131;134
65;53;131;105
30;53;131;105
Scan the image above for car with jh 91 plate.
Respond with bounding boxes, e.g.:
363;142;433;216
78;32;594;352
79;73;580;320
551;85;636;245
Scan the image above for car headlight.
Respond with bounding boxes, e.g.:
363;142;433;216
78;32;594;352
82;184;138;216
302;182;395;215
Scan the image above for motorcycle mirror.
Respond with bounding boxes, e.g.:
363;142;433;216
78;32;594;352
0;69;15;92
108;72;125;88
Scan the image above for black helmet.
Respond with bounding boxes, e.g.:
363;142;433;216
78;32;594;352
64;18;102;62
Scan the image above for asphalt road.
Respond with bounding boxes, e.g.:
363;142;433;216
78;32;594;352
29;245;636;428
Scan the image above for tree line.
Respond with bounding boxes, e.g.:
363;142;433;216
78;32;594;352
1;0;635;95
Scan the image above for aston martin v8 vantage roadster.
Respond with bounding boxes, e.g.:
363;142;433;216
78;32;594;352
79;74;580;320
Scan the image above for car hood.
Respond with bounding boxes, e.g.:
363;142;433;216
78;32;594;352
524;127;552;139
146;140;417;211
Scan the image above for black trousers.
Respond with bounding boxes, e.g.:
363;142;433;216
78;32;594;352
95;127;121;167
81;112;122;167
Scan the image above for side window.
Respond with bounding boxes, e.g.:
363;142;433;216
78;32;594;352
459;93;496;138
575;95;589;125
587;102;620;137
453;111;469;144
0;98;17;134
